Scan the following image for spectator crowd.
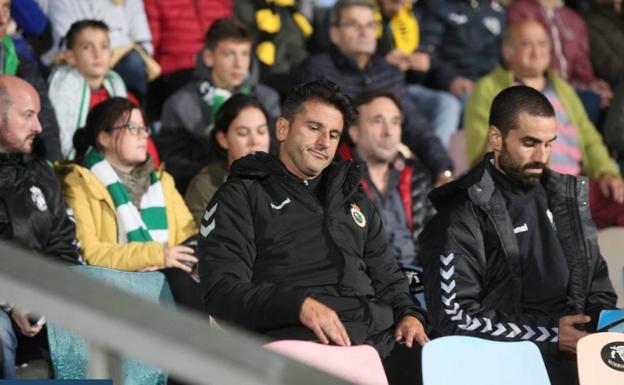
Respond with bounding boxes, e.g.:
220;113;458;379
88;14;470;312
1;0;623;384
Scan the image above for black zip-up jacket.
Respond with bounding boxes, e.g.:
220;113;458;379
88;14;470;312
198;153;425;357
419;154;616;355
0;154;80;263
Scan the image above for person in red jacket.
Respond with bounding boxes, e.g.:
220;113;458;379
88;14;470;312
144;0;233;76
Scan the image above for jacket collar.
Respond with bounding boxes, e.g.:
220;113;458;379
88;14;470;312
329;44;381;73
230;151;363;209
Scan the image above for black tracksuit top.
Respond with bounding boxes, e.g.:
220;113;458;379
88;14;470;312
198;153;425;357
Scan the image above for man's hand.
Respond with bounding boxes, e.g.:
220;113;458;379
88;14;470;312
598;173;624;204
558;314;590;354
299;297;351;346
449;76;474;97
385;49;409;71
11;310;43;337
589;79;613;108
164;245;198;273
407;52;431;72
394;315;429;348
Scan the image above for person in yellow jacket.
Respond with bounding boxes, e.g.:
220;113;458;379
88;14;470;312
58;97;201;309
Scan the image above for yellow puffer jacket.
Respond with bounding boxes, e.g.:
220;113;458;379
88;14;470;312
59;163;197;271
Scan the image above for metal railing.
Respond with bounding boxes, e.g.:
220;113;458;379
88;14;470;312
0;241;353;385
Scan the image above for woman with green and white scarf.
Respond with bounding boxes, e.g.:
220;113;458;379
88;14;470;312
59;97;201;310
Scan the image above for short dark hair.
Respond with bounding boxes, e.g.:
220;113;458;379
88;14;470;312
73;97;142;159
65;20;109;50
489;85;555;137
204;18;253;50
352;89;402;115
207;94;269;163
330;0;375;26
281;79;357;130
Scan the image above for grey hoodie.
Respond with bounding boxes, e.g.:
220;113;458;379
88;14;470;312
160;52;281;135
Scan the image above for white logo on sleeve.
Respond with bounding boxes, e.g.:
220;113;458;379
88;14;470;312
30;186;48;212
200;203;218;237
513;223;528;234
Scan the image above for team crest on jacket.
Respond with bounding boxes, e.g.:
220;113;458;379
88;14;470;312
350;203;366;228
30;186;47;212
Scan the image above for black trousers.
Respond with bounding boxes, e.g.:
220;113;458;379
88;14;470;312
382;343;423;385
542;352;579;385
161;268;203;313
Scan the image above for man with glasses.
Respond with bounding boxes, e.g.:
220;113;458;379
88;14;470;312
298;0;454;187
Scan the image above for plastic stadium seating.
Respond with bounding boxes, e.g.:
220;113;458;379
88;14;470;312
422;336;550;385
577;332;624;385
597;228;624;308
47;266;174;384
264;340;388;385
598;310;624;332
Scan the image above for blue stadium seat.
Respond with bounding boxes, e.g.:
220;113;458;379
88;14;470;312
47;266;174;384
597;309;624;332
422;336;550;385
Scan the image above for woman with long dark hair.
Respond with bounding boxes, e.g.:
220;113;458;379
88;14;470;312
60;97;201;309
184;94;271;225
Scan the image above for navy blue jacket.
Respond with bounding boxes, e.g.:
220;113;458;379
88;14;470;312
420;0;506;90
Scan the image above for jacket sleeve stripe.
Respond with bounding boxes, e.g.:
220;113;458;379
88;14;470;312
439;253;559;343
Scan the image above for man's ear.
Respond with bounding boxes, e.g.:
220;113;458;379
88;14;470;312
215;130;229;150
488;125;503;152
202;48;214;68
502;44;513;67
329;26;339;46
97;131;111;151
64;50;76;66
348;124;359;145
275;117;289;142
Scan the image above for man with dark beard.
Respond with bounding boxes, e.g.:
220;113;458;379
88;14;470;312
420;85;617;385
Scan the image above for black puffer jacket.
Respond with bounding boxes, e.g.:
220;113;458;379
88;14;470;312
198;153;424;357
0;154;80;263
419;154;616;355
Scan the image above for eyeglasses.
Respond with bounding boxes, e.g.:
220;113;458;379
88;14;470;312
338;20;377;31
115;122;151;136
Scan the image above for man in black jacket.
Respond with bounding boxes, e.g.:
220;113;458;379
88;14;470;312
419;0;505;100
0;75;80;379
297;0;453;187
198;80;428;385
0;0;61;160
338;90;436;305
420;85;617;385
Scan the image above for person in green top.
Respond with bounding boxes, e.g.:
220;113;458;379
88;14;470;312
464;19;624;228
185;94;271;225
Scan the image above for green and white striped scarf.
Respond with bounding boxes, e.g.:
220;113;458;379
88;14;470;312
84;147;169;244
48;66;127;159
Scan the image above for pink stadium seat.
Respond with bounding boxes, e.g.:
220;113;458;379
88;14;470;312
577;332;624;385
264;340;388;385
